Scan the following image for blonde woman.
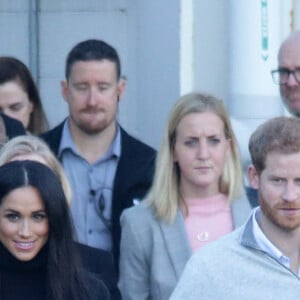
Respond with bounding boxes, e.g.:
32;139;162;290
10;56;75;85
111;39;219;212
0;135;72;204
119;93;251;300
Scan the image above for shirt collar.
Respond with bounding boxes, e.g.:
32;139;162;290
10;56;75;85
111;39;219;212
252;207;284;261
252;207;300;275
241;209;300;276
58;119;121;161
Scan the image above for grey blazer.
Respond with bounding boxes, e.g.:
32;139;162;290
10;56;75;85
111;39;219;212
118;195;251;300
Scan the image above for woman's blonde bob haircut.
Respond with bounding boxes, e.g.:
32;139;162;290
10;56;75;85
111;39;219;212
146;92;243;224
0;135;72;204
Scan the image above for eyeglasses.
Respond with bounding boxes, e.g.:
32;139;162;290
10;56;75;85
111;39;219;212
93;188;112;230
271;68;300;85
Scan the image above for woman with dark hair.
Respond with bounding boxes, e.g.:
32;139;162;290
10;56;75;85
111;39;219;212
0;135;121;299
0;56;48;134
0;160;110;300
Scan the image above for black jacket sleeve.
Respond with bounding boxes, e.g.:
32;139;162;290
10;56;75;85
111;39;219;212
1;113;26;139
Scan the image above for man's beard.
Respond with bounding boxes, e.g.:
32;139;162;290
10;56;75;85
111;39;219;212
259;194;300;232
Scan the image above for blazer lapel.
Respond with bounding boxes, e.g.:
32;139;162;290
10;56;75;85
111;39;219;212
159;210;191;279
231;194;252;228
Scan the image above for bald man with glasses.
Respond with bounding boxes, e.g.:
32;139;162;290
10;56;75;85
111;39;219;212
248;33;300;208
271;31;300;117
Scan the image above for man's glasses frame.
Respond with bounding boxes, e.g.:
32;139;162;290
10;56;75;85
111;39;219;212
271;68;300;85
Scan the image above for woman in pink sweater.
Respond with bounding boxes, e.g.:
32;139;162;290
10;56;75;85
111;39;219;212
119;92;251;300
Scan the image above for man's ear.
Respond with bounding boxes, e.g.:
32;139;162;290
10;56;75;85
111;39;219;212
247;164;259;189
117;77;126;101
61;80;68;103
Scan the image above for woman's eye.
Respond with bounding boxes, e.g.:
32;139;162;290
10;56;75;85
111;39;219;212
10;104;23;112
185;140;197;147
209;137;220;145
32;213;47;221
5;213;20;222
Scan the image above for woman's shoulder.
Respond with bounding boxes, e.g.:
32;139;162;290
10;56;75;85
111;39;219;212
75;242;114;274
75;242;121;299
231;192;251;210
75;242;112;263
121;201;156;224
231;191;252;228
84;271;111;300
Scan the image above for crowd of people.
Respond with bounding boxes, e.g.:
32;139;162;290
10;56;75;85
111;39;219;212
0;31;299;299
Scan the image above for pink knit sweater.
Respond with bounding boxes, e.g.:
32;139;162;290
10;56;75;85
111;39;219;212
184;193;233;252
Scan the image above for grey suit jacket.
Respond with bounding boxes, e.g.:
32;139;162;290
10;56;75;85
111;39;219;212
118;195;251;300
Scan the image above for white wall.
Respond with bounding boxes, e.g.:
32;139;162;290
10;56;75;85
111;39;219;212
191;0;289;170
38;0;133;131
0;2;30;65
135;0;180;149
193;1;229;103
0;0;294;152
0;0;181;150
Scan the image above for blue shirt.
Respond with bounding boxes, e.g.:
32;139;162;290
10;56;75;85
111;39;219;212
59;120;121;251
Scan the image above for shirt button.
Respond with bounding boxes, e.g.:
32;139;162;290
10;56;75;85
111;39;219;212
88;229;93;234
90;190;96;196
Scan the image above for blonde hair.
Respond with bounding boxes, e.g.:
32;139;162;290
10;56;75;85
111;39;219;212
0;135;72;204
147;92;243;224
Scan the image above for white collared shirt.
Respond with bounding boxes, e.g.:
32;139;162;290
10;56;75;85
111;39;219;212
252;207;300;276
